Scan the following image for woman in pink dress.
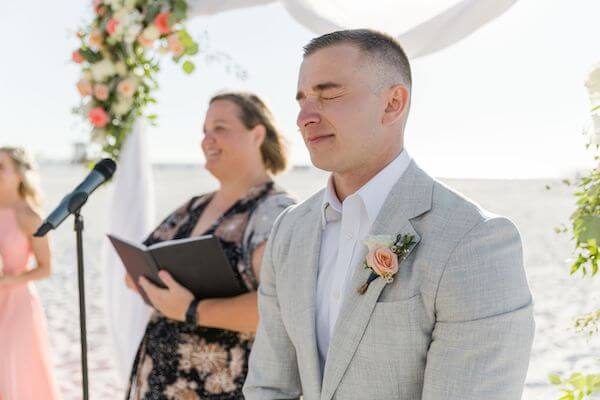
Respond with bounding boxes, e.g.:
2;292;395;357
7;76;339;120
0;147;60;400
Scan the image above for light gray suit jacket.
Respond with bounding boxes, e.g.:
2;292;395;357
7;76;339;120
244;160;535;400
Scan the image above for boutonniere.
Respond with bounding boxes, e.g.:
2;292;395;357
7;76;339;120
357;233;416;295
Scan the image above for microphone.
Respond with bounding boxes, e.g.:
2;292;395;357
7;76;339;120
34;159;117;237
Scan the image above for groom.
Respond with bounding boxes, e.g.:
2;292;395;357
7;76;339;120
244;29;534;400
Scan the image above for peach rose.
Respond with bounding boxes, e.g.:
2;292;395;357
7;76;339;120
138;35;154;48
117;78;137;97
106;18;119;35
167;34;184;57
72;50;84;64
154;12;171;34
88;107;109;128
76;78;93;97
366;246;399;279
89;30;103;49
93;83;110;101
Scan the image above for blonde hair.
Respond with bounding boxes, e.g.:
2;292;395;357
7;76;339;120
209;92;289;175
0;147;43;208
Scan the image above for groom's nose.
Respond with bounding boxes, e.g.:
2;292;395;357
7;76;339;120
297;106;321;130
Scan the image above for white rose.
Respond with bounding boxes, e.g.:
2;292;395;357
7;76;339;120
586;64;600;106
124;23;142;44
112;96;134;116
90;59;116;81
83;69;93;81
91;128;108;145
124;0;137;10
142;25;161;41
115;61;128;77
363;234;396;251
108;0;123;11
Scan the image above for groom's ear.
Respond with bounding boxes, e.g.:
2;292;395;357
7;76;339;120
382;84;410;126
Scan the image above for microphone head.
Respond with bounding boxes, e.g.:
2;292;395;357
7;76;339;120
93;158;117;180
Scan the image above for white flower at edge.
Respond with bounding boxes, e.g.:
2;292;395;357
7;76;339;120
586;63;600;106
363;234;396;251
90;59;116;81
112;96;134;116
590;111;600;145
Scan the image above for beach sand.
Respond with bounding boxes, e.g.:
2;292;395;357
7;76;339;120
33;164;599;399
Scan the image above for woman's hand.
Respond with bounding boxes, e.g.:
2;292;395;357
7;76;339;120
124;273;138;293
138;271;194;322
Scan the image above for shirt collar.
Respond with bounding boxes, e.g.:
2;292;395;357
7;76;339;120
320;149;412;228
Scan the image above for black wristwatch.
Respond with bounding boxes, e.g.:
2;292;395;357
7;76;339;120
185;298;201;326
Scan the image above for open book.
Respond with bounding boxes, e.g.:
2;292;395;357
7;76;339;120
108;234;244;306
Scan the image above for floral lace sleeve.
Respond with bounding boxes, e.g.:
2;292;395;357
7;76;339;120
242;192;296;267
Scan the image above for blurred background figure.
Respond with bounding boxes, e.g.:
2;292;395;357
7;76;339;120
125;92;296;399
0;146;60;400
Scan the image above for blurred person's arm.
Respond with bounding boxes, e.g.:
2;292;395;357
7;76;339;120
0;208;51;285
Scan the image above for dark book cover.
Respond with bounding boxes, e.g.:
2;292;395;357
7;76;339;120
108;234;244;306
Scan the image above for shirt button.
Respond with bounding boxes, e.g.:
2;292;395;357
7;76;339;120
345;232;353;240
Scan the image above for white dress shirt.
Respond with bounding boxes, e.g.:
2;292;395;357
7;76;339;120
315;150;412;374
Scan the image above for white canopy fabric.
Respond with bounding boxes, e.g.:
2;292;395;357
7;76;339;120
104;0;519;381
103;120;154;382
188;0;518;58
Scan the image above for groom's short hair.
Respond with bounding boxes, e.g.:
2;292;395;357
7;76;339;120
303;29;412;91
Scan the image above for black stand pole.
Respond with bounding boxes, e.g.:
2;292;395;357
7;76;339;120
74;210;89;400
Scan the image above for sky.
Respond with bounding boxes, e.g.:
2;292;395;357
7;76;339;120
0;0;599;178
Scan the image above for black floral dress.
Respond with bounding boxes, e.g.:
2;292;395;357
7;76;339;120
126;181;295;400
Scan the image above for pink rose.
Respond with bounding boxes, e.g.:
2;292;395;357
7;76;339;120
93;83;110;101
366;246;399;278
76;78;93;97
117;78;137;97
89;30;103;49
106;18;119;35
167;34;184;57
88;107;109;128
93;0;103;10
154;12;171;34
138;35;154;47
72;50;84;64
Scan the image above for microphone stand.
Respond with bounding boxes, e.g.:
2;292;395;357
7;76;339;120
69;193;90;400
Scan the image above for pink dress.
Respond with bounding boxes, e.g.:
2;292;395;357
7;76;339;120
0;208;60;400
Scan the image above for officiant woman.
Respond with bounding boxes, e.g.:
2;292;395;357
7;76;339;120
125;91;296;399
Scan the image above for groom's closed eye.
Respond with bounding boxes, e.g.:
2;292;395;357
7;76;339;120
296;82;344;102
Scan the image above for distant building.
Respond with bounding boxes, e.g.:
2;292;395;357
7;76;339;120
71;142;88;164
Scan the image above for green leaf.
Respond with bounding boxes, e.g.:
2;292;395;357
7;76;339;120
549;374;563;385
182;60;195;74
186;43;199;56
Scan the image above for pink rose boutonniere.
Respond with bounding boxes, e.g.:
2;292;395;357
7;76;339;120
358;233;416;295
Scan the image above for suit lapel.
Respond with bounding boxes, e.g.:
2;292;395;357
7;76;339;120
320;161;433;400
290;200;324;396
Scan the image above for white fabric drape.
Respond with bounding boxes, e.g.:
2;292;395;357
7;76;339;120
103;120;154;383
188;0;518;58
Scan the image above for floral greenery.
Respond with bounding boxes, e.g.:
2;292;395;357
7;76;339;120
72;0;199;160
549;64;600;399
549;373;600;400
